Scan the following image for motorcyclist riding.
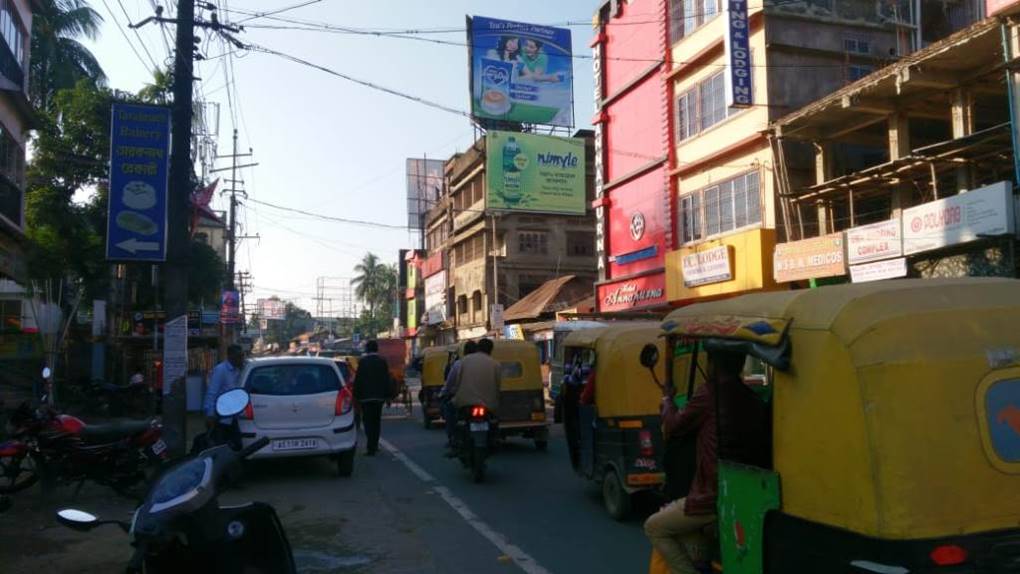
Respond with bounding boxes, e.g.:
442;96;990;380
452;338;501;415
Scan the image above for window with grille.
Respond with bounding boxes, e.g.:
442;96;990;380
675;0;720;42
676;70;743;143
678;171;761;244
518;231;548;255
567;231;594;257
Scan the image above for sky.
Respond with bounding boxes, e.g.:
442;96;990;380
84;0;601;315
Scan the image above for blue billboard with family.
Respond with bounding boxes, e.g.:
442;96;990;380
468;16;573;127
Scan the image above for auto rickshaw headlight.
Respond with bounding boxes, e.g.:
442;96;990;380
639;344;659;369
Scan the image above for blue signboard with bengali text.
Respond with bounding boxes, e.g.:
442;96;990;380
106;103;171;262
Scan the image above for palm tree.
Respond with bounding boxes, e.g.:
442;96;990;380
138;66;172;105
351;253;385;317
30;0;106;110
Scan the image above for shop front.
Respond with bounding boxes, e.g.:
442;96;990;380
666;228;781;303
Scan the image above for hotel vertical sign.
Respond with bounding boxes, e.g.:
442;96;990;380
725;0;753;107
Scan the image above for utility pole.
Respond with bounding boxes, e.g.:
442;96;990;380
162;0;196;458
227;129;239;288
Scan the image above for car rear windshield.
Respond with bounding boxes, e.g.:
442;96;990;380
247;364;341;396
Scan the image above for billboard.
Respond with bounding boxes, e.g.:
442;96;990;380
406;159;445;231
485;131;586;215
468;16;573;127
257;298;286;320
773;233;846;283
424;271;447;325
902;181;1014;255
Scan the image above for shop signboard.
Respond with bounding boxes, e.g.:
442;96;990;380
724;0;753;107
681;245;733;287
597;273;667;313
490;304;504;330
163;315;187;396
107;104;171;262
903;181;1014;255
504;324;525;340
846;219;902;265
486;131;586;215
773;233;846;283
424;271;447;325
468;16;573;126
849;258;908;283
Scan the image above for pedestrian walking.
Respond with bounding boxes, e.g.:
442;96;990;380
353;340;393;456
201;344;246;451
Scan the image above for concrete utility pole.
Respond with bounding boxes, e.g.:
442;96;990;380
162;0;196;457
227;129;239;287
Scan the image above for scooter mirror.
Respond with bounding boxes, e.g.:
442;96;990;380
41;367;51;379
216;388;251;418
56;508;99;531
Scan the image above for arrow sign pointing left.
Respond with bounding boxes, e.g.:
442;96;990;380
116;238;161;254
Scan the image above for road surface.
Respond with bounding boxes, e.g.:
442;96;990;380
0;401;655;573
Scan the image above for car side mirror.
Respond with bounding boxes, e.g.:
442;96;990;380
41;367;52;379
215;388;251;418
56;508;100;531
639;344;660;369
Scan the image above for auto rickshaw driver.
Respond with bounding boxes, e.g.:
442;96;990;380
644;348;769;574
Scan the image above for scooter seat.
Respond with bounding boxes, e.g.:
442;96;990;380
79;419;154;442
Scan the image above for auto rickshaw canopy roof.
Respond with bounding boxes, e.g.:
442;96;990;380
664;278;1020;540
563;323;665;418
662;278;1020;362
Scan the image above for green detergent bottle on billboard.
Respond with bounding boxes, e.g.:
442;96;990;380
501;136;523;205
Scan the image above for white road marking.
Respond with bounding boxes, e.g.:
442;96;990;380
378;438;553;574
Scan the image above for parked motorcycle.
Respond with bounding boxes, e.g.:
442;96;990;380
453;405;498;483
55;388;296;574
0;375;168;497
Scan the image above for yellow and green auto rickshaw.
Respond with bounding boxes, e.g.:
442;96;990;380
419;345;457;429
561;323;675;520
646;278;1020;573
487;340;548;449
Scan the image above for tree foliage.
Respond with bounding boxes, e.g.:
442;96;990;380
30;0;106;111
350;253;397;337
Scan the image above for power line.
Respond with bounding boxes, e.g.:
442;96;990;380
243;41;473;119
115;0;160;70
99;0;155;75
247;197;407;230
236;0;324;24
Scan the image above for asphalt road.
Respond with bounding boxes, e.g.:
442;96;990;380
373;400;656;574
0;400;655;573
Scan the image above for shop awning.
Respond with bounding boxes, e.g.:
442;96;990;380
503;275;594;322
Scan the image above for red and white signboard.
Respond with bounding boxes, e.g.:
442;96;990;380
682;246;733;287
846;219;902;265
849;257;908;283
902;181;1014;256
597;273;667;313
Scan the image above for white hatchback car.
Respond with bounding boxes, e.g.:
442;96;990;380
236;356;357;476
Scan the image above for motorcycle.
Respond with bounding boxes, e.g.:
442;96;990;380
453;405;498;482
55;388;296;574
0;372;168;497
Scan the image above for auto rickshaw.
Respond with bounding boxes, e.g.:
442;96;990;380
419;345;456;429
561;323;671;520
454;339;548;449
646;278;1020;573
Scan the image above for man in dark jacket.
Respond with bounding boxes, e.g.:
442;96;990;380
644;350;768;573
353;340;392;456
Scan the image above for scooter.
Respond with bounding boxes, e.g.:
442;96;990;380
55;388;296;574
453;405;498;483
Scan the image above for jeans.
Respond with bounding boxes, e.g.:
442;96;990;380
644;498;715;574
360;400;383;454
441;398;458;444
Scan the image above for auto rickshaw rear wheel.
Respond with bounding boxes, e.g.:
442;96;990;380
602;468;631;521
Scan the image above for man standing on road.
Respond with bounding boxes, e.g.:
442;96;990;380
354;340;392;456
203;344;246;450
453;338;501;413
438;341;478;449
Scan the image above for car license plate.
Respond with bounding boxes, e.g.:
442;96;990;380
272;439;317;451
469;422;489;432
150;439;167;456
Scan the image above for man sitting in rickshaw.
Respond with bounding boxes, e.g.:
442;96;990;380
644;349;768;574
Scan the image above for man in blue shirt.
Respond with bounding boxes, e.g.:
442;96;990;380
203;344;245;449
